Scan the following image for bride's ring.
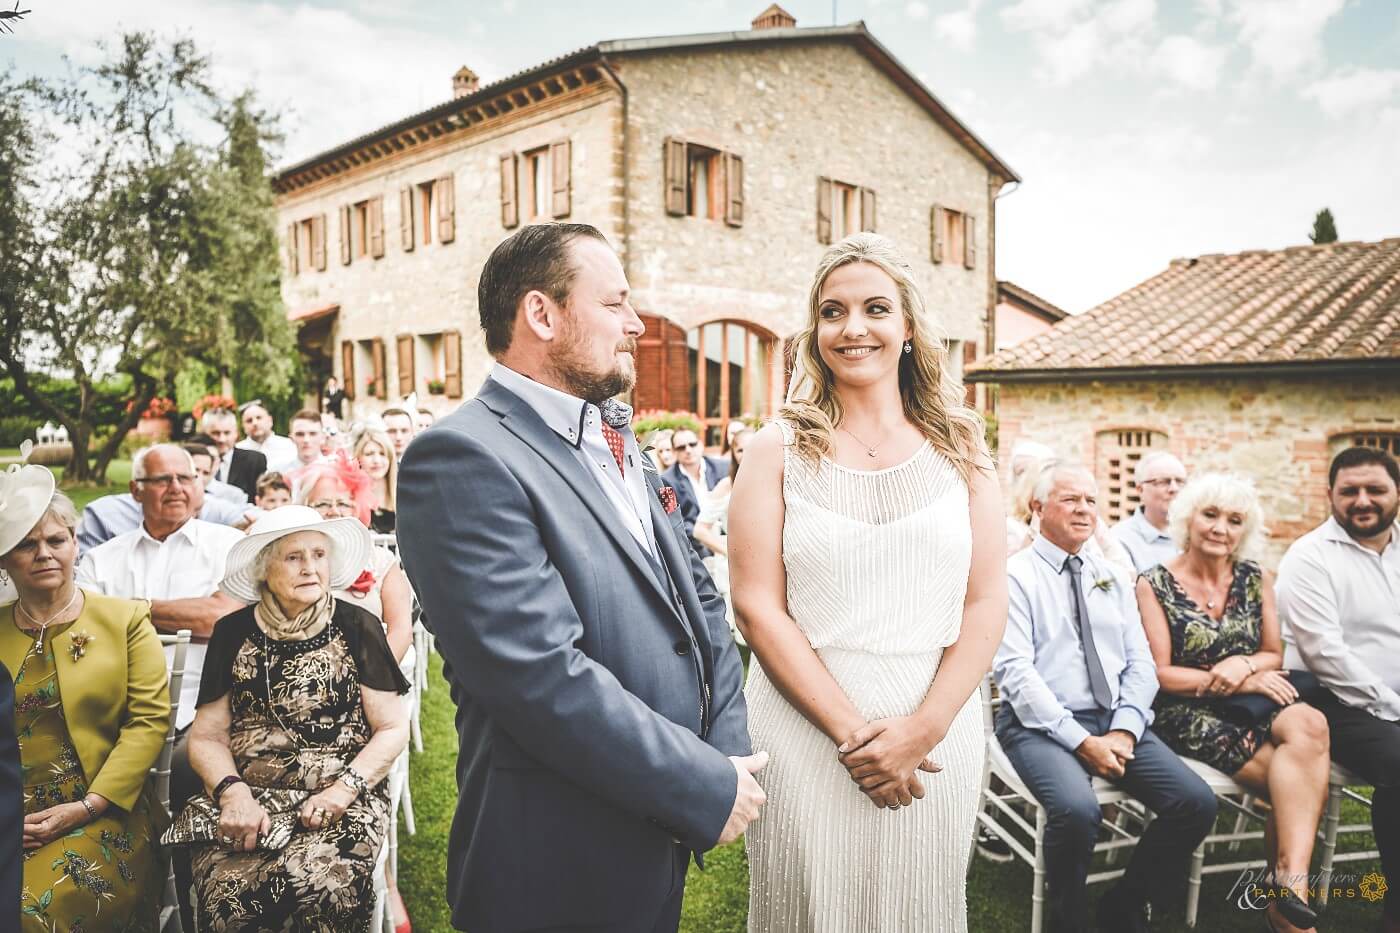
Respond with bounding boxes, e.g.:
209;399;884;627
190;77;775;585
888;803;902;810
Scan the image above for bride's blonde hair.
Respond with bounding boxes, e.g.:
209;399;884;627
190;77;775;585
780;232;987;485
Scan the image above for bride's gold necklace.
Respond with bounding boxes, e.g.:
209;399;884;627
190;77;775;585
839;424;889;459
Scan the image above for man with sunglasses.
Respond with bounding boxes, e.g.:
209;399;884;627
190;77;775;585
1111;451;1188;572
662;428;730;558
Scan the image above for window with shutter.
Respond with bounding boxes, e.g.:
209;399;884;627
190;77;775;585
340;340;356;401
1095;428;1168;523
930;205;945;263
418;182;434;245
859;187;876;233
963;214;976;269
287;223;299;276
686;144;723;219
816;176;833;244
500;154;519;229
339;206;353;265
664;137;688;216
369;196;385;259
436;174;456;244
400;185;415;251
443;330;463;398
550;139;572;219
523;147;549;222
310;215;327;271
396;334;415;397
351;202;368;259
724;152;744;227
371;337;388;400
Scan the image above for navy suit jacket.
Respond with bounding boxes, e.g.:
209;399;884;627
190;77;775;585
662;457;729;557
396;378;750;933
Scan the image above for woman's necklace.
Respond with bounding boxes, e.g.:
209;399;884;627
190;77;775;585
839;424;888;459
16;586;81;651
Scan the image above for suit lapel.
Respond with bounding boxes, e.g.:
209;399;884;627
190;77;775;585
480;380;684;622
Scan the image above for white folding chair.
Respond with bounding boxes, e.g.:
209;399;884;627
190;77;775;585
1316;762;1381;908
156;629;192;933
975;677;1153;933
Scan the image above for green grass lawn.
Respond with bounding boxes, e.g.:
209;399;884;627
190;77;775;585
2;448;130;511
402;656;1387;932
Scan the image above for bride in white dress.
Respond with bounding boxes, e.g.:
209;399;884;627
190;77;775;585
729;233;1008;932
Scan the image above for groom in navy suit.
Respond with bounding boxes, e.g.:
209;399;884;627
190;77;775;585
661;427;728;557
397;223;765;933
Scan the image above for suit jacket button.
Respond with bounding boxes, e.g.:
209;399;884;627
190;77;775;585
674;641;690;656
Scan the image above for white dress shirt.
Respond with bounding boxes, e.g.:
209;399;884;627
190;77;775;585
236;433;297;467
489;363;655;554
1279;516;1400;721
76;518;244;728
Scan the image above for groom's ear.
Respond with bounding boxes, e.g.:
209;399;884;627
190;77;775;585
520;289;563;343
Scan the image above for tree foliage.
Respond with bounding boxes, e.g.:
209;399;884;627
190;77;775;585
0;34;295;482
1310;208;1339;245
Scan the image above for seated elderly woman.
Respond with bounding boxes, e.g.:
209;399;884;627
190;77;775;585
0;465;170;931
182;506;409;931
1136;472;1330;933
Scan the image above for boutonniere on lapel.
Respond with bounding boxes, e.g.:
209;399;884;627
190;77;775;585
67;630;95;662
347;569;376;596
657;484;679;515
1093;576;1115;593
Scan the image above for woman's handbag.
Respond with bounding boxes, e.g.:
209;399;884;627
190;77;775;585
160;786;310;852
1216;669;1330;726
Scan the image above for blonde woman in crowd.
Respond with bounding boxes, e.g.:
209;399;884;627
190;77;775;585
354;427;399;534
731;233;1007;930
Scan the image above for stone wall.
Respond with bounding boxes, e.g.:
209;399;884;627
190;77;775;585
994;373;1400;567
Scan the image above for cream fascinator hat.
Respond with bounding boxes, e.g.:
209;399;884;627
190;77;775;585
220;505;371;603
0;456;58;557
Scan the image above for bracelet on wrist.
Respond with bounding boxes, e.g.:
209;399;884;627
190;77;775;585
212;775;245;805
337;766;369;796
79;797;97;822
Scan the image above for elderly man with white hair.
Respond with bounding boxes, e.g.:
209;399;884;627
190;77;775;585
994;463;1216;933
1112;450;1188;572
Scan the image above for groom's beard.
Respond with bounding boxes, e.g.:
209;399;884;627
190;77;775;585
551;324;637;404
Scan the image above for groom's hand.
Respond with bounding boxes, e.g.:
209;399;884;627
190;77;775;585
716;752;769;846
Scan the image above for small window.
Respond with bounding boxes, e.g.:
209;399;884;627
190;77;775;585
416;332;446;394
418;181;435;245
524;147;550;221
353;201;370;258
1096;428;1169;523
943;208;966;265
1330;431;1400;459
297;218;315;269
687;144;722;219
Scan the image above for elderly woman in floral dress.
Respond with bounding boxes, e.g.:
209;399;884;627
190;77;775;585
183;506;409;932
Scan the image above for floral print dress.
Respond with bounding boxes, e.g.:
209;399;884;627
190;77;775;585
189;602;408;933
17;621;159;933
1142;560;1278;774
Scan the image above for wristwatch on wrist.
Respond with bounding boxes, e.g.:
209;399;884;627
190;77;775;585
337;766;369;796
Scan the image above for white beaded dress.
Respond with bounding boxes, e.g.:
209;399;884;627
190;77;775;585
745;420;984;932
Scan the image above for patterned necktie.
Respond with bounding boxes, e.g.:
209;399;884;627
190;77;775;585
1065;554;1114;709
598;399;633;476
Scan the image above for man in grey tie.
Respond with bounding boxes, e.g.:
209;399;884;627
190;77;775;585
993;464;1217;933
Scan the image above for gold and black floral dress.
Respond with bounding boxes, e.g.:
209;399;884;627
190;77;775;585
17;621;159;933
1142;560;1279;774
189;601;409;933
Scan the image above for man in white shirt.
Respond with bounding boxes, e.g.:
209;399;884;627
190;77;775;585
1278;445;1400;930
235;400;296;466
1111;451;1187;572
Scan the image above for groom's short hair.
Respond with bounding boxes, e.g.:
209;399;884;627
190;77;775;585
478;223;608;356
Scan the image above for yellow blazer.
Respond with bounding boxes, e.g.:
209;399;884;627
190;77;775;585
0;589;171;812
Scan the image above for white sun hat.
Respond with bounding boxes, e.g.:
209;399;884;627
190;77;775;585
0;464;58;557
220;505;371;604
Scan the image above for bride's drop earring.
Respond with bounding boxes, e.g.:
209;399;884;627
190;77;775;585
903;341;912;354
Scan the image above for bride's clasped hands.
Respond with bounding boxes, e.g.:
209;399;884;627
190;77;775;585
837;716;945;809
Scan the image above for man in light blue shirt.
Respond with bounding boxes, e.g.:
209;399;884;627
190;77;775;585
994;464;1215;933
1111;451;1186;572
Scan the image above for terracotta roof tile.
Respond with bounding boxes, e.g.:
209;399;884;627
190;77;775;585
970;237;1400;376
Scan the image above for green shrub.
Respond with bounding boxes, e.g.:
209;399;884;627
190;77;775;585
633;410;703;436
0;415;42;447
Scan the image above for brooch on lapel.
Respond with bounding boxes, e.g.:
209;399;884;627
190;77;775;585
68;630;95;662
657;485;679;515
1093;576;1115;593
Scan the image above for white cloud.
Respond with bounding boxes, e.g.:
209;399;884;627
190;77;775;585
1302;67;1400;119
906;1;930;20
1150;34;1229;91
1227;0;1346;81
1000;0;1159;86
1001;0;1094;33
935;9;978;49
16;1;498;167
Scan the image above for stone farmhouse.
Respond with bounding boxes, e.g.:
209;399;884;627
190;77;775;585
273;4;1019;445
967;237;1400;566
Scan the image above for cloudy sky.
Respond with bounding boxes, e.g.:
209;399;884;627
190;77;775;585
6;0;1398;311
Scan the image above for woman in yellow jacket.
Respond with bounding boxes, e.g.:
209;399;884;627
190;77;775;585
0;465;170;932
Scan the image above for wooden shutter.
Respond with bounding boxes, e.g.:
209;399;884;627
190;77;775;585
963;214;977;269
286;223;299;275
341;340;356;401
723;152;744;227
338;205;352;265
443;329;463;398
859;187;876;233
816;176;833;244
663;137;688;216
963;341;978;407
370;338;388;399
549;139;572;219
931;204;945;264
436;174;456;244
500;154;519;229
312;213;327;271
396;334;415;396
399;186;415;251
369;197;386;258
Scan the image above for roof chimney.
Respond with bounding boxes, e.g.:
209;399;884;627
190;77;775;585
751;3;796;29
452;66;480;99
